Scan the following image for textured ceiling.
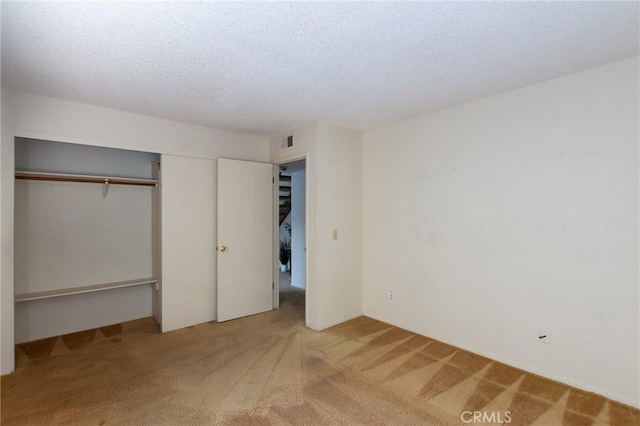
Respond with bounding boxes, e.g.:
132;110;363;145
1;2;638;136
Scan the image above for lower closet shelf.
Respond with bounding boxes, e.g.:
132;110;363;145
15;278;158;302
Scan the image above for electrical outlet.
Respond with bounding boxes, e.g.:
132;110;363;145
539;328;551;344
389;290;395;302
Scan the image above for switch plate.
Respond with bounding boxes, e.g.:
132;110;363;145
332;230;338;240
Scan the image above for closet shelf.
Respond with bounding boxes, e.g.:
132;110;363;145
15;278;158;302
15;171;157;187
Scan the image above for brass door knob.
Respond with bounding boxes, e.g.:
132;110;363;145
219;246;228;252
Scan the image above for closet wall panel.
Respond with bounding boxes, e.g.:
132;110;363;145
15;286;151;343
14;180;153;294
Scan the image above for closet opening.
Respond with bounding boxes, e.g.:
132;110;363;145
13;138;161;360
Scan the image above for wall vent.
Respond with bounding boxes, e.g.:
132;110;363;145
281;135;294;149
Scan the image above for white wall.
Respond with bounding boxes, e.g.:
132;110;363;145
269;122;363;330
291;170;306;289
315;124;363;328
2;90;267;160
1;90;268;373
362;57;639;407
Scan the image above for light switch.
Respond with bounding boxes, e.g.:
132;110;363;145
332;229;338;240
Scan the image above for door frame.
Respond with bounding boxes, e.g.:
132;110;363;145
273;154;308;310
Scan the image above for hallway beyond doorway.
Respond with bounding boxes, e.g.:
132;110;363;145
279;270;304;309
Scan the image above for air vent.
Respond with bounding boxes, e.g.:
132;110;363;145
281;135;293;149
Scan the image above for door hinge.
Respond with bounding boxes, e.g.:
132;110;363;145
272;177;275;184
272;282;275;289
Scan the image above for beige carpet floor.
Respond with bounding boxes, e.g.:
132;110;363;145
2;282;638;425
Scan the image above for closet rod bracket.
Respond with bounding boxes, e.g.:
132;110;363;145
103;179;110;198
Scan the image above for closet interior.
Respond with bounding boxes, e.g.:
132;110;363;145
14;138;161;344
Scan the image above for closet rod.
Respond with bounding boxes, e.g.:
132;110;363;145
15;171;157;187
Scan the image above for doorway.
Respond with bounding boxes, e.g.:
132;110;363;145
277;159;306;313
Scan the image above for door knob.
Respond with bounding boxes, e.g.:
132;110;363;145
219;246;228;252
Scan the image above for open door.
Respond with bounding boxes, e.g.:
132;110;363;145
217;158;274;322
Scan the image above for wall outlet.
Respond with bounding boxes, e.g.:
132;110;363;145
539;328;551;344
389;290;395;302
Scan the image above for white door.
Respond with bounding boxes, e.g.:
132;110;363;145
161;155;216;332
217;158;274;322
